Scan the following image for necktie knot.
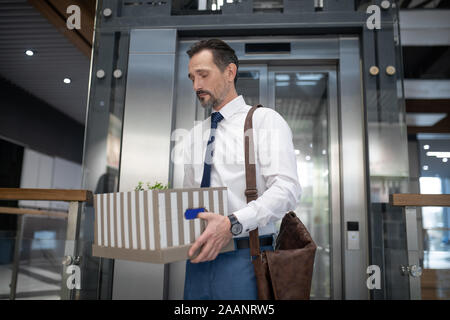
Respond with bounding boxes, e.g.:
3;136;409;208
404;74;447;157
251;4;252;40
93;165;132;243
210;112;224;129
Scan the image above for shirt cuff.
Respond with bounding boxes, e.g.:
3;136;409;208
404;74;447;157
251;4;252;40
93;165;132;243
233;203;258;233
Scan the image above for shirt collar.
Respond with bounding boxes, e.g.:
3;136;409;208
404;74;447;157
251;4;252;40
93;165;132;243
211;95;246;121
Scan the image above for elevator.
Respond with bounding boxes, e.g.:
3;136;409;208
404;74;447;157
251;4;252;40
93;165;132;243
110;33;368;300
78;0;413;301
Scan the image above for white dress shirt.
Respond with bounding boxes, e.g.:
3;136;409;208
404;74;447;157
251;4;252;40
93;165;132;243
182;95;302;237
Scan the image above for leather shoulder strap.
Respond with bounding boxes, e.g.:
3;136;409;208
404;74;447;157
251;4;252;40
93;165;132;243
244;104;262;257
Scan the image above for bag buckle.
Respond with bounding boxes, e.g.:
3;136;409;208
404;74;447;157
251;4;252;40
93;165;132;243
245;188;258;197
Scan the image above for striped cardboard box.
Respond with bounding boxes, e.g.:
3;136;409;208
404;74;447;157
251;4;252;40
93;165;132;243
92;187;235;263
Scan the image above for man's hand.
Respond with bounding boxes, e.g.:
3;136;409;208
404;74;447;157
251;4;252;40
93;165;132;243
189;212;232;263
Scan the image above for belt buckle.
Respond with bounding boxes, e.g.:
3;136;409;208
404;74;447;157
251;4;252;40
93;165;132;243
250;254;262;262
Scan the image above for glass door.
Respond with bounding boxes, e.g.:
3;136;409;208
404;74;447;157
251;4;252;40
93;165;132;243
237;65;341;299
236;65;268;108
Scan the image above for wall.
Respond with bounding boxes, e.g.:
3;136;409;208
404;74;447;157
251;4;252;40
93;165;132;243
0;76;84;164
19;148;82;211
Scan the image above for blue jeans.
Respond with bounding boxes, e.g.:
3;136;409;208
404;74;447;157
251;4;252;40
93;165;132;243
183;235;274;300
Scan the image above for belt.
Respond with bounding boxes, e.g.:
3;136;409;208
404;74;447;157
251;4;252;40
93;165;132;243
235;236;273;250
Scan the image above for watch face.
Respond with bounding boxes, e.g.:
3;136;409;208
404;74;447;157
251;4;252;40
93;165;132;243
231;223;243;235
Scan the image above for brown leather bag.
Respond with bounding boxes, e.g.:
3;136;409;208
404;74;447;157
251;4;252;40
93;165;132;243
244;105;317;300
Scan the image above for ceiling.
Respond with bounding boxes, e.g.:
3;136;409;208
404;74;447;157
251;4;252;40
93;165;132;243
399;0;450;9
0;0;94;124
403;46;450;79
0;0;448;132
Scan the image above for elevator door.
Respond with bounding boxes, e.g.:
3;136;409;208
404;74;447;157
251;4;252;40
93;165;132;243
237;65;340;299
164;36;367;300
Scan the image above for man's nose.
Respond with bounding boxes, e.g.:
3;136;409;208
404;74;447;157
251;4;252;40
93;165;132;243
193;78;202;92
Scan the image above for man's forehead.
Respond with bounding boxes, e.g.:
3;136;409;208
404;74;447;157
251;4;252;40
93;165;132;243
189;50;215;68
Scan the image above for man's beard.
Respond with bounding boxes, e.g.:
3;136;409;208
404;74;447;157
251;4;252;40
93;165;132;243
197;90;223;109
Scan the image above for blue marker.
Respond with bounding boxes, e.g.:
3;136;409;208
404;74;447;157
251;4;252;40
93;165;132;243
184;207;206;220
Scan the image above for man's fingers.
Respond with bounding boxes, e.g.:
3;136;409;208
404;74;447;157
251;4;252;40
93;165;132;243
191;240;214;263
197;211;213;220
189;233;208;257
206;246;220;262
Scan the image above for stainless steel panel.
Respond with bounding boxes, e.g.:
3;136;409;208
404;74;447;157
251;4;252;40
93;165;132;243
328;69;342;300
118;54;175;190
130;29;177;53
171;47;198;192
167;43;198;300
339;36;369;300
114;29;177;300
179;36;340;63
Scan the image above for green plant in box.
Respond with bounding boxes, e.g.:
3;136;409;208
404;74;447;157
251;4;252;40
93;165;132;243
135;181;170;191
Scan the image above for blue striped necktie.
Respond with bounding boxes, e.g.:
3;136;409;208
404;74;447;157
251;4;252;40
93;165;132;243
200;112;224;188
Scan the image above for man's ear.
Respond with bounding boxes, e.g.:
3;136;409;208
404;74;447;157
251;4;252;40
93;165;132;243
227;63;237;83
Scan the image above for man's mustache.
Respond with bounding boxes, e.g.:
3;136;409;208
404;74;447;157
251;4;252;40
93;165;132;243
196;90;212;97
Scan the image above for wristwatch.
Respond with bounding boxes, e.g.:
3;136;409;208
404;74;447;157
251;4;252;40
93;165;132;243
228;214;243;236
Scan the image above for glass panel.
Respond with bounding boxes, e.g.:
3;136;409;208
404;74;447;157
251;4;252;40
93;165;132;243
418;137;450;300
0;215;67;300
273;71;331;299
236;70;260;108
78;6;131;298
365;3;411;299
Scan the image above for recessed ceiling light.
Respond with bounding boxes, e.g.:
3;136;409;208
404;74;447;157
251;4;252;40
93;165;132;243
296;81;317;86
275;74;290;81
296;74;323;81
443;158;448;163
426;151;450;158
305;155;311;161
64;78;71;84
423;165;429;171
423;145;430;150
25;50;34;56
295;149;300;155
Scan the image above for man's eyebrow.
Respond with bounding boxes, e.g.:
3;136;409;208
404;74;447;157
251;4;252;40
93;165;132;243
188;69;209;79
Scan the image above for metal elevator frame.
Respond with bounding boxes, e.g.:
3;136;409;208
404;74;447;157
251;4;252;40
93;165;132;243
79;0;410;300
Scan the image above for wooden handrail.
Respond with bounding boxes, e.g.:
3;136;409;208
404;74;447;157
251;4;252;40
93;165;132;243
0;206;68;219
0;188;93;203
390;194;450;207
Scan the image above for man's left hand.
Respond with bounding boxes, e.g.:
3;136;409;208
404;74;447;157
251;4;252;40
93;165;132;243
188;212;232;263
